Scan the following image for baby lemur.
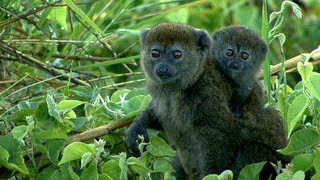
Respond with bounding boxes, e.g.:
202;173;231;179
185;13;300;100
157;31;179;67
211;25;290;178
127;23;289;179
212;25;268;117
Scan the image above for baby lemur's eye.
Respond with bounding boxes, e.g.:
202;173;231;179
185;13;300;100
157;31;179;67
241;52;249;60
226;49;234;56
151;49;160;58
173;50;182;59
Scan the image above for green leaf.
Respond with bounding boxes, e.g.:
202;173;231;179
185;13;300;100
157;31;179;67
313;151;320;172
276;33;286;47
287;93;309;137
47;6;68;30
34;129;68;140
110;89;130;103
80;152;94;169
306;73;320;101
312;173;320;180
202;174;219;180
127;157;150;176
219;170;233;179
278;128;320;155
276;171;291;180
47;94;62;121
147;137;176;157
238;161;266;180
292;171;305;180
80;165;98;180
58;142;96;166
63;0;105;36
285;1;302;19
153;158;174;172
125;88;148;100
123;95;151;118
0;135;28;174
44;139;65;165
297;62;313;83
58;100;84;113
101;159;121;179
292;154;314;172
118;152;128;180
11;125;28;141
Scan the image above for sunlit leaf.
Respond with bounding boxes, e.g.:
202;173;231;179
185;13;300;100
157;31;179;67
58;142;96;166
238;161;266;180
278;128;320;155
287;93;309;137
0;135;28;174
147;137;176;157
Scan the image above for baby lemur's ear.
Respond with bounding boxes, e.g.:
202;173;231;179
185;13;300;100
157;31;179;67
194;29;212;51
140;28;151;45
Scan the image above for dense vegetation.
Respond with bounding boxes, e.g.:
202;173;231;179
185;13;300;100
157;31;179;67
1;0;320;179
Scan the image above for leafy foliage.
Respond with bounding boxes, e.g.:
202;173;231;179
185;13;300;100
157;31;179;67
1;0;320;179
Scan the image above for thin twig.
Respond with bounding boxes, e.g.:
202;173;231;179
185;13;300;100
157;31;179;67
0;41;91;86
0;1;61;27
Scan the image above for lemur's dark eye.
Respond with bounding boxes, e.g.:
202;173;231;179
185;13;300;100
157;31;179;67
226;49;234;56
151;49;160;58
241;52;249;60
173;50;182;59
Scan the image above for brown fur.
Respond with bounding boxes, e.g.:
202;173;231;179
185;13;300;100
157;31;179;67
127;23;289;179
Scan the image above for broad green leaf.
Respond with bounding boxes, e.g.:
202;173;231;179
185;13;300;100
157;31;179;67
34;129;68;140
202;174;219;180
314;151;320;172
60;163;80;180
292;171;305;180
110;89;130;103
306;73;320;101
238;161;266;180
98;174;112;180
58;100;84;112
101;159;121;179
47;94;62;121
123;95;151;118
276;171;291;180
147;137;176;157
127;157;150;175
153;158;174;172
80;165;98;180
287;93;309;137
80;152;94;169
297;62;313;83
125;88;148;100
37;166;55;180
278;128;320;155
44;139;65;165
219;170;233;179
292;154;314;172
312;173;320;180
58;142;96;166
11;125;28;140
0;135;28;174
